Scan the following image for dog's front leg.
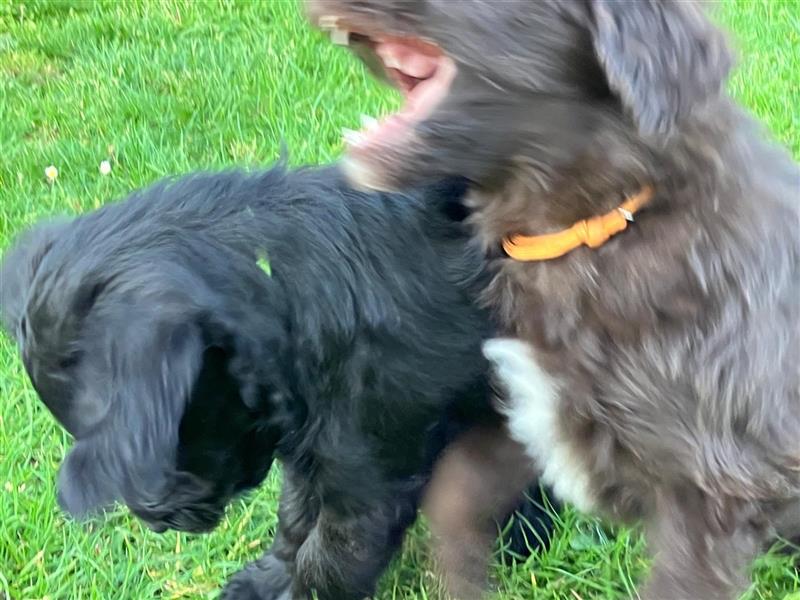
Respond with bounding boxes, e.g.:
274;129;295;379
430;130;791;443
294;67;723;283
221;468;319;600
641;485;765;600
221;554;294;600
292;492;419;600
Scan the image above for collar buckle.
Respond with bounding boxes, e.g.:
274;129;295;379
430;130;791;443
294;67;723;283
617;207;634;222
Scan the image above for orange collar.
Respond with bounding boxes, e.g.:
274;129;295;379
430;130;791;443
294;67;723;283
502;186;654;261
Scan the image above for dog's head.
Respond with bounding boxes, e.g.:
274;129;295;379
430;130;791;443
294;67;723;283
0;213;286;533
306;0;732;191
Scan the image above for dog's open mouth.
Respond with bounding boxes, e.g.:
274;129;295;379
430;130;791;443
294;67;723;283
318;16;455;156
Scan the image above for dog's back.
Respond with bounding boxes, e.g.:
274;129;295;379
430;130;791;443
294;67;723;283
1;163;538;598
1;162;496;503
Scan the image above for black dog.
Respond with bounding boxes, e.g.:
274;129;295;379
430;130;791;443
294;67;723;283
0;164;552;599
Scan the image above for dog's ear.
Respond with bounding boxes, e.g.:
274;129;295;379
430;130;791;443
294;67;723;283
55;319;207;518
587;0;733;135
0;218;69;336
57;441;120;517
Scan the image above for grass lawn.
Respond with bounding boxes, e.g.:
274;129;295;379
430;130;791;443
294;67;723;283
0;1;798;598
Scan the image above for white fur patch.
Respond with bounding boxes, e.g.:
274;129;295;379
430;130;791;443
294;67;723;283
483;338;596;513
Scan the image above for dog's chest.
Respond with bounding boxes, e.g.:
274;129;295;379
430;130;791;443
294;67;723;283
490;258;601;358
484;259;681;511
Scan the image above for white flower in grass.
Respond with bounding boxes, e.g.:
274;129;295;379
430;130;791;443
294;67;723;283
99;160;112;176
44;165;58;183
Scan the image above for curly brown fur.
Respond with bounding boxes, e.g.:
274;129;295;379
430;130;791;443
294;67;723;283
305;1;800;598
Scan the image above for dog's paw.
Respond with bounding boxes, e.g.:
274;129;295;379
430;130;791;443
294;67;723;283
220;555;293;600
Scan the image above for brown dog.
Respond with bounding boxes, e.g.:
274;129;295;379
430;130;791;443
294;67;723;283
306;1;800;598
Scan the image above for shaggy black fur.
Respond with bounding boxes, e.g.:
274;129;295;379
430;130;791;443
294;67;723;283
0;164;552;599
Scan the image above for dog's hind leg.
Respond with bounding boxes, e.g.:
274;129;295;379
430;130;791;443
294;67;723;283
641;484;766;600
292;491;419;600
221;469;319;600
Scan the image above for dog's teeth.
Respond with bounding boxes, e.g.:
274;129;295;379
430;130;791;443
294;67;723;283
360;115;378;130
330;27;350;46
318;15;339;29
342;128;365;146
318;15;349;45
